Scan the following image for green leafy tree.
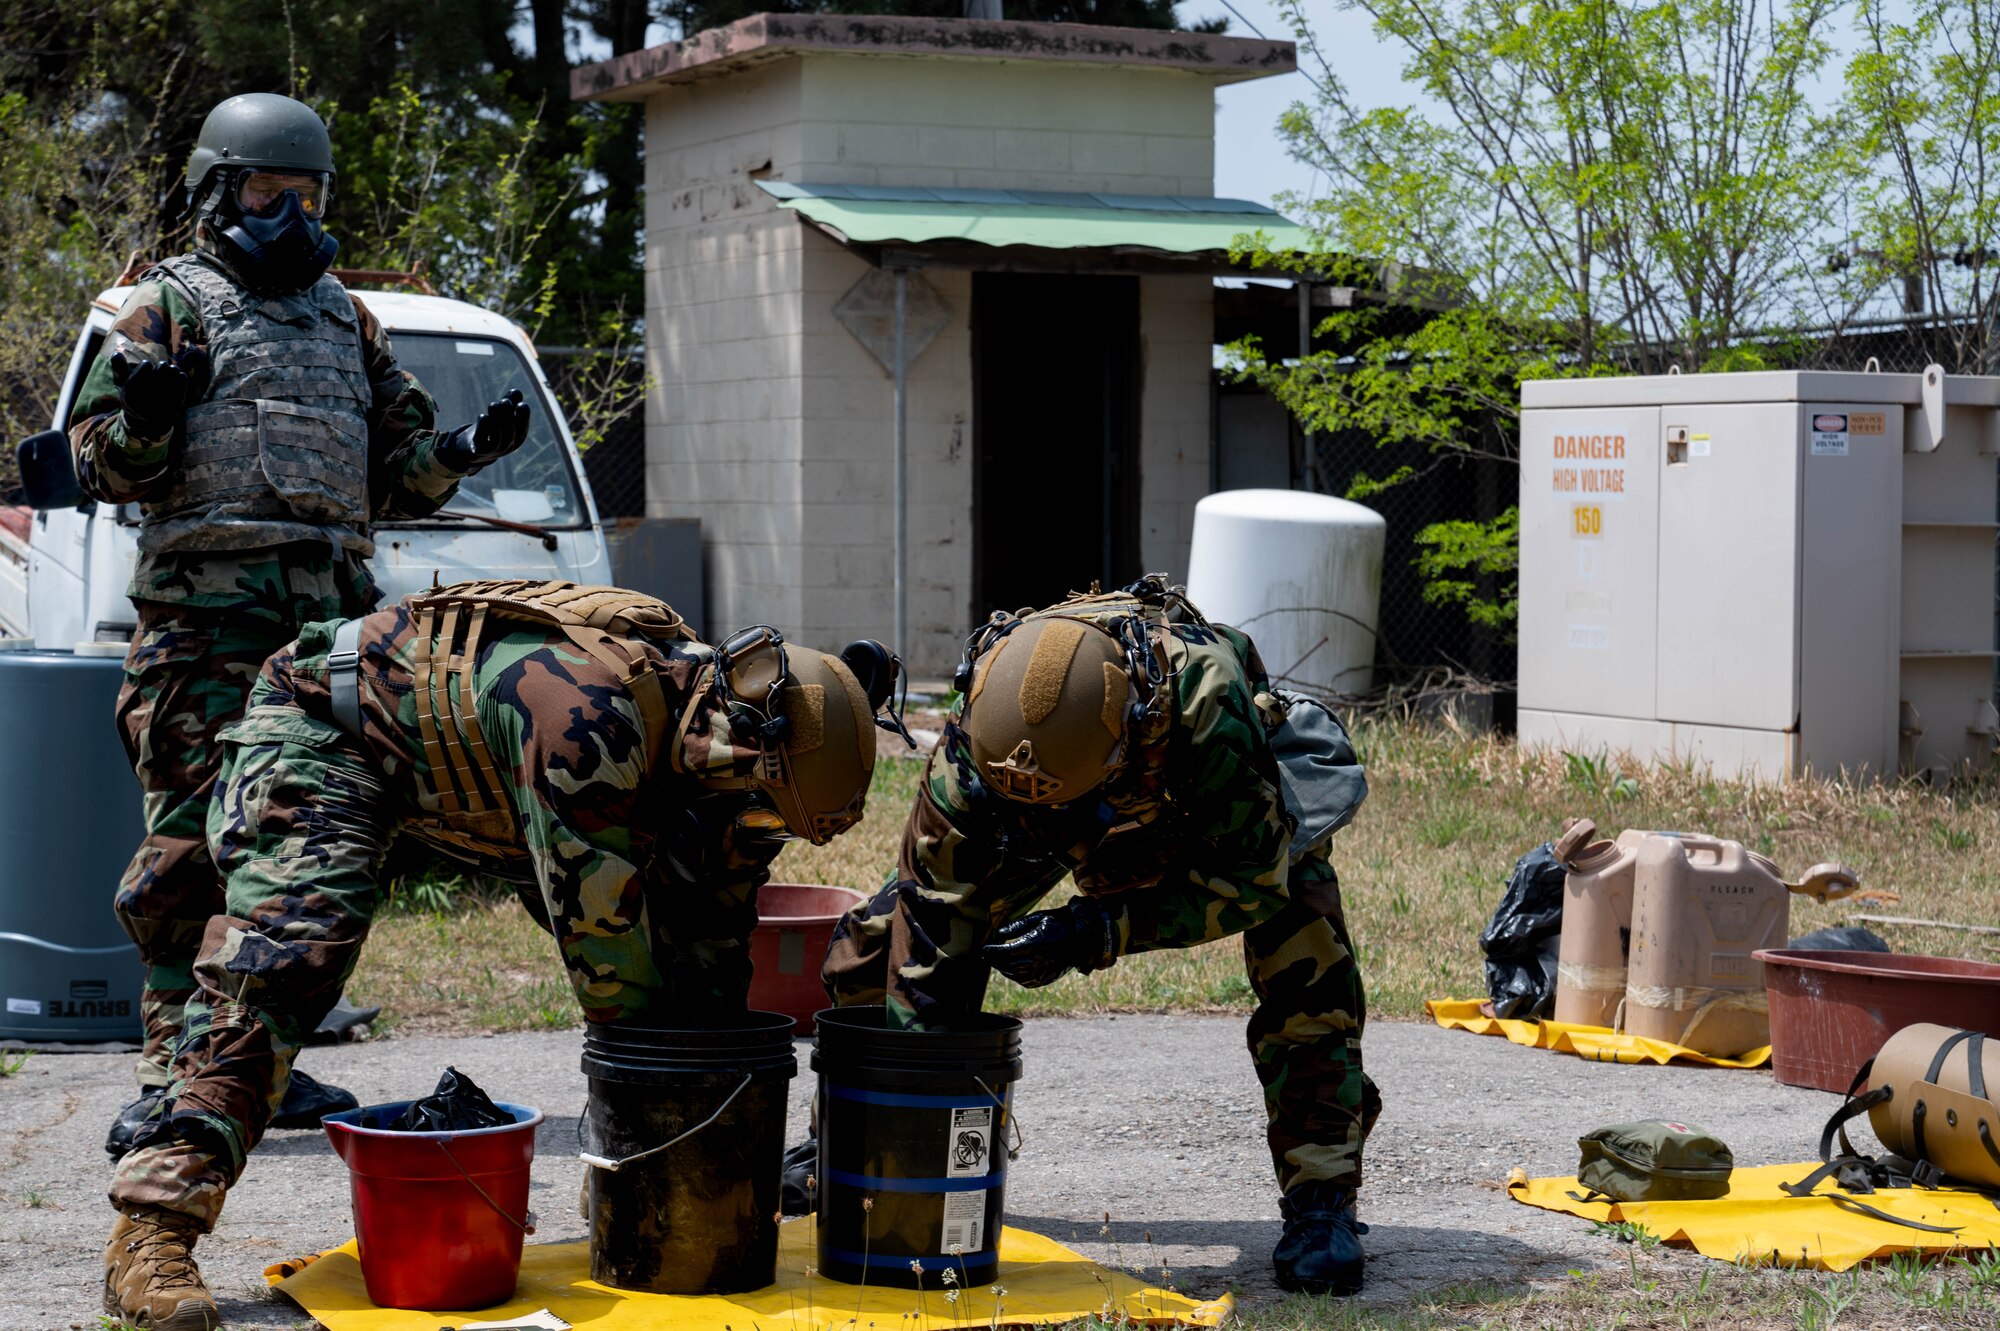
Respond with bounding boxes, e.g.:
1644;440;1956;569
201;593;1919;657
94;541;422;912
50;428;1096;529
0;59;165;477
1233;0;1854;636
1843;0;2000;373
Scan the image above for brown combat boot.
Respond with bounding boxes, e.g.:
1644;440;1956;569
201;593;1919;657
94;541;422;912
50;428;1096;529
103;1204;219;1331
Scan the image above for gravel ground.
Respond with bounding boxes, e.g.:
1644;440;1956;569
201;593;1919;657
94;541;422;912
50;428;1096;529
1;1015;1844;1330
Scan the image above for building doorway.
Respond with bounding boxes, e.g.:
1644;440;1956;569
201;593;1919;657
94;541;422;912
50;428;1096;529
972;273;1141;620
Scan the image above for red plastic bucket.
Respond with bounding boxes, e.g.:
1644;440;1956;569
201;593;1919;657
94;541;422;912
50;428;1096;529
1756;949;2000;1092
748;883;866;1032
323;1100;543;1310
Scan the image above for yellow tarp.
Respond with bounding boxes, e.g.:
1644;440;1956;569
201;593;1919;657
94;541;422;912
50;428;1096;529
266;1221;1228;1330
1425;998;1771;1068
1509;1162;2000;1269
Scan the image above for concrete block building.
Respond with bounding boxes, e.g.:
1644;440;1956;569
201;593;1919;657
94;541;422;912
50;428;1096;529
575;15;1301;673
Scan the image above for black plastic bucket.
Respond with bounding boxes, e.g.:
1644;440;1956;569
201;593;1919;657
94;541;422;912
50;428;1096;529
812;1007;1023;1289
580;1013;797;1294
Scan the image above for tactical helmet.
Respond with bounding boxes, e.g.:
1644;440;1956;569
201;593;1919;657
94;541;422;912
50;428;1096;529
962;616;1135;805
185;93;340;294
712;626;880;845
186;93;337;193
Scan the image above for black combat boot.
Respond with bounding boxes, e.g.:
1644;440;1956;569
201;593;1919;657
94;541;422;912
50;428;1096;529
268;1067;359;1129
1272;1181;1366;1296
780;1136;819;1216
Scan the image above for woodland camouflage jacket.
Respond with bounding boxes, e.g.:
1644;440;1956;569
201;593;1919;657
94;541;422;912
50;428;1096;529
899;618;1299;959
229;601;775;956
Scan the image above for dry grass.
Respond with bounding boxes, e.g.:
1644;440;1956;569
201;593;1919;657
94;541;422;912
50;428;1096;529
350;717;2000;1035
1227;1243;2000;1330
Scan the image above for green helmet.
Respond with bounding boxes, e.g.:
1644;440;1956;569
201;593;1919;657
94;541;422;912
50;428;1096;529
185;93;336;194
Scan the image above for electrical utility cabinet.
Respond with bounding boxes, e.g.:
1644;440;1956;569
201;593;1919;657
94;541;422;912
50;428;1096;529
1518;368;2000;782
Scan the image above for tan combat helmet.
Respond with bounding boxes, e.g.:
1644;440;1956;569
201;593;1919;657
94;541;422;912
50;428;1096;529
713;626;882;844
962;616;1136;804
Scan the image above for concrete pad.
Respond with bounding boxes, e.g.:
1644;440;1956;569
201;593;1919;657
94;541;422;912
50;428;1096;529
2;1016;1841;1328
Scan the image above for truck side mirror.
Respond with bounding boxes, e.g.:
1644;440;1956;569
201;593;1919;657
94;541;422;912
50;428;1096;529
16;429;83;511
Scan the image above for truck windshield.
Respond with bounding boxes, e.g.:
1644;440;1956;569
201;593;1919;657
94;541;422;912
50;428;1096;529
381;333;585;527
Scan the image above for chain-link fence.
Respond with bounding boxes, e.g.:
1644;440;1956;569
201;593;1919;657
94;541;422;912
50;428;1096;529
540;346;647;520
1298;317;2000;694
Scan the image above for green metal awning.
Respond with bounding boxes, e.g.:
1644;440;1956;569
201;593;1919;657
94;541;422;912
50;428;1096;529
755;181;1312;269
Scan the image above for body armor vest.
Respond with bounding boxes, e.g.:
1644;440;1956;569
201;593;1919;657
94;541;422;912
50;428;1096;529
399;580;696;829
139;254;374;556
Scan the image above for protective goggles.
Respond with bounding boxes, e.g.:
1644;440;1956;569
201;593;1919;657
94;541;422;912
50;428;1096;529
234;170;331;220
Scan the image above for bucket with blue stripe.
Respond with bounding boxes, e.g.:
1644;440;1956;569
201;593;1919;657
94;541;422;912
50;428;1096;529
812;1006;1023;1289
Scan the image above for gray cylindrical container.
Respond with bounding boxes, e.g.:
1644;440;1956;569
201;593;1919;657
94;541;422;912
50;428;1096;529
0;647;144;1040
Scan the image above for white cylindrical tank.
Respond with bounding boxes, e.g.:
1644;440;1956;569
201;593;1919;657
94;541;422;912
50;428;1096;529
1185;489;1387;695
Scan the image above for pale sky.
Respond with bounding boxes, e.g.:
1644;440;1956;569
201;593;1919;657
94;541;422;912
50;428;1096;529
1178;0;1379;209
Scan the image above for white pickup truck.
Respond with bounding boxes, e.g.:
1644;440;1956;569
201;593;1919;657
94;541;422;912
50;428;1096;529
2;276;612;647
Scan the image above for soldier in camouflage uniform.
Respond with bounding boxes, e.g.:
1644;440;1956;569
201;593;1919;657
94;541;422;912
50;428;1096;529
818;576;1379;1295
103;581;895;1331
68;92;534;1152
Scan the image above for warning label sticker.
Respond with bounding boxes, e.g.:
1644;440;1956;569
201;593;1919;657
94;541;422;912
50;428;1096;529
6;997;41;1015
942;1190;985;1254
1811;413;1850;456
947;1106;992;1178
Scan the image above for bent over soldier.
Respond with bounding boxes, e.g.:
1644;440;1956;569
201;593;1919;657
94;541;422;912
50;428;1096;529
68;92;535;1151
102;581;897;1331
820;576;1377;1295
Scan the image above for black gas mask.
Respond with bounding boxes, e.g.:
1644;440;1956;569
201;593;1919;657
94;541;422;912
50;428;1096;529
214;169;339;295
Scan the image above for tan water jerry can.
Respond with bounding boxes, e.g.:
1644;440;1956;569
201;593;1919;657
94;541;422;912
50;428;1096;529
1626;835;1859;1056
1551;818;1648;1029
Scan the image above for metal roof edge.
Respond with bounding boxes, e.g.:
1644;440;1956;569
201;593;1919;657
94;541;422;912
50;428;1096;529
1520;371;1952;408
573;13;1296;102
754;179;1288;218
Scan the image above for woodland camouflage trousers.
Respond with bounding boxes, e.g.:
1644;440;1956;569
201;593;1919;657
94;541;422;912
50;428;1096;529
114;604;319;1087
824;845;1382;1195
109;721;393;1227
110;706;768;1226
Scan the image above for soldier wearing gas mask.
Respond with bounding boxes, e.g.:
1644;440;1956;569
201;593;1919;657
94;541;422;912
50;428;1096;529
817;576;1378;1296
66;93;535;1158
102;580;905;1331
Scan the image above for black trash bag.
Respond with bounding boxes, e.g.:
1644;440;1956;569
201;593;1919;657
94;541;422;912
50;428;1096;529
1481;842;1568;1020
1788;925;1891;954
389;1066;513;1133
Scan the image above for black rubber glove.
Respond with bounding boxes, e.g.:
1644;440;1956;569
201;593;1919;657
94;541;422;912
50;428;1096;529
110;346;210;440
438;388;531;472
981;898;1118;988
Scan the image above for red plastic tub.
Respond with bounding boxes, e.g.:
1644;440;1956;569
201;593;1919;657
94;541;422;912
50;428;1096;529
749;883;866;1032
323;1100;542;1310
1756;949;2000;1092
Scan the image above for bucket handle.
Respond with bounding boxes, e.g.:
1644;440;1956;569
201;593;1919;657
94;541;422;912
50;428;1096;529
578;1071;753;1172
431;1138;538;1236
974;1076;1026;1162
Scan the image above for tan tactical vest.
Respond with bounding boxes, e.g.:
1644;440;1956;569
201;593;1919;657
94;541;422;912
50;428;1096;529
138;254;374;556
398;581;696;826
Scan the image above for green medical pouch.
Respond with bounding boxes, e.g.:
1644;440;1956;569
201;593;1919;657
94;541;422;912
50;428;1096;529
1574;1121;1734;1202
